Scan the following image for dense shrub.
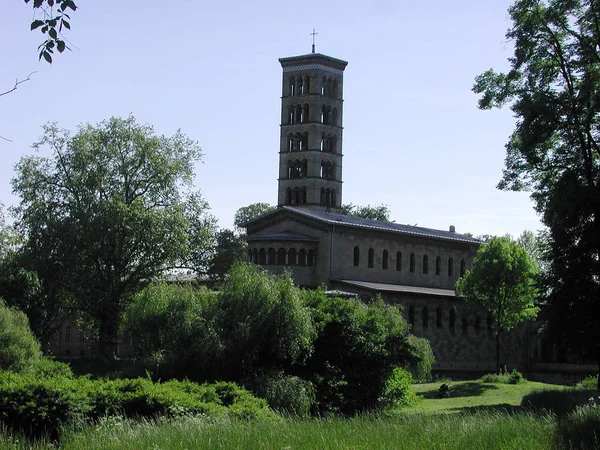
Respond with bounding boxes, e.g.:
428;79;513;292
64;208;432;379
298;290;412;415
577;375;598;390
557;396;600;449
0;371;274;439
0;300;42;373
480;369;525;385
379;367;420;407
246;372;316;417
405;335;435;381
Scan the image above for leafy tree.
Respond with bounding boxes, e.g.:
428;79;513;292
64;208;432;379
341;203;392;222
0;299;42;373
26;0;77;63
234;203;275;234
12;116;216;359
473;0;600;382
207;229;247;283
456;237;539;373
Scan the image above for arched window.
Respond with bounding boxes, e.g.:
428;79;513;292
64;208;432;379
332;107;338;126
288;248;297;265
408;305;415;327
461;315;468;334
307;250;314;266
382;250;388;270
252;248;258;263
396;251;402;271
410;253;415;273
288;134;294;152
298;249;307;266
289;77;296;96
301;187;307;205
435;256;441;275
301;104;309;123
423;255;429;274
333;79;338;98
448;257;454;276
436;307;442;328
368;248;374;268
449;307;456;330
353;246;360;267
285;188;292;205
277;248;286;265
267;248;276;265
248;250;252;262
422;307;429;329
460;258;466;276
297;77;304;95
330;189;336;207
258;248;266;264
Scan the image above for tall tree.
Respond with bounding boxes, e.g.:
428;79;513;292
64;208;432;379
207;229;247;283
341;203;392;222
473;0;600;384
456;237;539;373
12;117;216;359
233;203;275;234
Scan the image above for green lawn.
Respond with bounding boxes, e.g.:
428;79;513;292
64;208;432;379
406;379;566;414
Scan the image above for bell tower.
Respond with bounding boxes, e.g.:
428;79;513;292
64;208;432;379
277;50;348;212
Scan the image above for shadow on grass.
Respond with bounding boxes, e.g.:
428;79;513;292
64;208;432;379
448;403;524;415
420;382;499;400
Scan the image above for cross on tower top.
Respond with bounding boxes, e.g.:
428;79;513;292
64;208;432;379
311;28;318;53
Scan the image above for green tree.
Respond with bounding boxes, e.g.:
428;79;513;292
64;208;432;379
12;116;216;359
26;0;77;63
0;299;42;372
456;237;539;373
473;0;600;382
341;203;392;222
233;203;275;234
207;229;247;283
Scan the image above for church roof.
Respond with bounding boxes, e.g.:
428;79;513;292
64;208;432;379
278;207;481;244
334;279;456;298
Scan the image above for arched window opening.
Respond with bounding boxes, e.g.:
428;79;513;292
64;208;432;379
321;161;335;180
247;250;252;262
289;77;295;96
461;315;468;334
330;190;336;207
305;76;310;94
410;253;415;273
396;251;402;271
320;188;326;205
321;76;328;96
252;248;258;263
307;250;314;266
435;256;441;275
285;188;292;205
353;246;360;267
460;258;466;276
301;104;309;123
287;134;294;152
301;187;307;205
408;305;415;327
448;257;454;277
267;248;276;265
258;248;266;264
332;108;338;126
422;307;429;329
423;255;429;274
320;134;325;151
382;250;389;270
333;79;339;98
449;307;456;330
277;248;286;265
298;249;307;266
298;77;304;95
288;106;294;125
436;307;442;328
368;248;374;268
295;104;302;124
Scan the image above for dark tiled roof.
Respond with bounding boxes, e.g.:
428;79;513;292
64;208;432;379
281;207;481;244
335;279;456;298
246;230;319;243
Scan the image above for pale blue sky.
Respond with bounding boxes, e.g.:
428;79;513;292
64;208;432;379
1;0;540;237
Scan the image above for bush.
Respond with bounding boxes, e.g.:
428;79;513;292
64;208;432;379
480;369;525;385
577;375;598;390
247;372;316;417
405;335;435;382
379;367;420;407
522;388;596;416
558;396;600;449
508;369;524;384
0;300;42;373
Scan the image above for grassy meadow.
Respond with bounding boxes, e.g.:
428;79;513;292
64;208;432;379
2;378;597;449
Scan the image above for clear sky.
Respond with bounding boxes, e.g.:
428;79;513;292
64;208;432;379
1;0;541;237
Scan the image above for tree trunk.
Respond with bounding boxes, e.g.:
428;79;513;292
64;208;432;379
98;302;120;361
496;331;501;374
597;340;600;391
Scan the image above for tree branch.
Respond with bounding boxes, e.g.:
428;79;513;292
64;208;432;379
0;72;37;97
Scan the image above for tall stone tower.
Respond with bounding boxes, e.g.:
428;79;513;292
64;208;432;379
277;51;348;212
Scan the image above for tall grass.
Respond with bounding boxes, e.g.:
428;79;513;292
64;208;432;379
38;411;555;450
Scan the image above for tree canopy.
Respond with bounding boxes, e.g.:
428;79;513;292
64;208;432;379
341;203;392;222
11;116;216;358
456;237;538;373
474;0;600;377
233;203;275;234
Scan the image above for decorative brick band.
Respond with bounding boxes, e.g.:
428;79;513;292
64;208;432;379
283;64;344;75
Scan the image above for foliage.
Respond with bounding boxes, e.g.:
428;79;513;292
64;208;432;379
404;334;435;382
0;300;42;373
207;229;247;283
27;0;77;63
299;290;412;415
480;369;525;385
521;388;595;417
578;375;598;390
12;117;216;359
558;396;600;449
246;372;316;417
233;203;275;234
379;367;420;407
473;0;600;381
456;236;538;373
340;203;392;222
0;371;274;440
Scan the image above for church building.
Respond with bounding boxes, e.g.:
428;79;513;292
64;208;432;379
244;48;529;374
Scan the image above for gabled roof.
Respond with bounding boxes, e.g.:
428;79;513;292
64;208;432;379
246;206;481;245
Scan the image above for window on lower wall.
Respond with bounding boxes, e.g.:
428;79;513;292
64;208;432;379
410;253;415;273
353;246;360;267
436;307;442;328
368;248;374;268
396;251;402;271
382;250;388;270
422;307;429;328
